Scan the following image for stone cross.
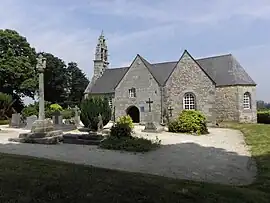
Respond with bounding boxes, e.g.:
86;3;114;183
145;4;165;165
146;98;153;112
168;106;174;117
36;54;47;120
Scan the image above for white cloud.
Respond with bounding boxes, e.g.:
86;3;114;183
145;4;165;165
1;0;270;103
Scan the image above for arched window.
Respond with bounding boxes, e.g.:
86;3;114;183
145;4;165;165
243;92;251;109
183;93;196;110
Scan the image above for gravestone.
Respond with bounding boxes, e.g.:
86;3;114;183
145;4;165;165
74;105;81;127
10;113;21;128
25;115;37;130
142;98;163;133
52;111;62;125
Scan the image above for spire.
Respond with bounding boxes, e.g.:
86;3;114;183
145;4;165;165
95;30;108;64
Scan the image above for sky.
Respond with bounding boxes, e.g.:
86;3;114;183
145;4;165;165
1;0;270;103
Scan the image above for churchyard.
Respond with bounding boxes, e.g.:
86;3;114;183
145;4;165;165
0;54;268;202
0;53;270;202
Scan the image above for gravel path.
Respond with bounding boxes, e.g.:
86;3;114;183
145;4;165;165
0;126;257;185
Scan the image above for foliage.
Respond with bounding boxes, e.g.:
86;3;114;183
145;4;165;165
110;123;132;138
0;92;15;119
0;120;9;125
116;115;134;129
49;103;63;112
21;104;38;118
21;101;54;118
257;110;270;124
100;136;161;152
66;62;89;107
168;110;208;135
41;52;69;107
0;29;37;98
61;109;75;119
80;96;111;131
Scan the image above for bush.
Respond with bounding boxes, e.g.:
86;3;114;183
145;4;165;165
116;115;134;129
110;123;132;138
61;109;75;119
49;104;63;112
257;111;270;124
168;110;208;135
21;105;38;118
100;136;161;152
0;120;9;125
80;96;111;131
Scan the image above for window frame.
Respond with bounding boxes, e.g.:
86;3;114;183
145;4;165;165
183;92;196;110
128;88;136;98
243;92;251;109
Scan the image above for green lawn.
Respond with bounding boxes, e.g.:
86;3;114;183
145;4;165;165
0;123;270;202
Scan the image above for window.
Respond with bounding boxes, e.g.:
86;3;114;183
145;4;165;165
108;97;113;108
243;92;251;109
128;88;136;98
183;93;196;110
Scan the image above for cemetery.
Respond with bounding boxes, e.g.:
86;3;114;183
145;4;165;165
0;24;269;202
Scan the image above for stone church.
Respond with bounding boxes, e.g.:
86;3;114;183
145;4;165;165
84;33;257;124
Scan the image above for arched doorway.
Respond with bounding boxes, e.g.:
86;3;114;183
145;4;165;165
126;106;140;123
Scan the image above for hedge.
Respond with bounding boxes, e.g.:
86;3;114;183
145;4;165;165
0;120;9;125
257;111;270;124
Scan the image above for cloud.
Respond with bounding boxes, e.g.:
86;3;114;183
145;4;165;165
1;0;270;103
84;0;270;24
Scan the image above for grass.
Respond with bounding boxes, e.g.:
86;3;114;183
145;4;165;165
0;123;269;202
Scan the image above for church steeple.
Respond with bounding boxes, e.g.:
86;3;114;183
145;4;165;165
86;31;109;94
94;31;109;66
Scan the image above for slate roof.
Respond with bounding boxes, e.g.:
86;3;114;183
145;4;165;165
86;53;256;94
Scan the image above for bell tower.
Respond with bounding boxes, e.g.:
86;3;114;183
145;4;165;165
93;31;109;79
86;31;109;94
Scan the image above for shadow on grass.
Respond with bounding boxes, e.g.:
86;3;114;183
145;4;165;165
0;135;268;202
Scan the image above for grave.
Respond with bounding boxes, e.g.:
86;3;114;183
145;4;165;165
142;98;164;133
8;54;63;144
10;113;23;128
25;115;37;130
63;114;105;145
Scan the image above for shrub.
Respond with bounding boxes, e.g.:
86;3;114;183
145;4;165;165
110;123;132;138
0;92;15;120
61;109;75;119
0;120;9;125
116;115;134;129
49;104;63;112
100;136;161;152
21;105;38;118
168;110;208;135
257;111;270;124
80;96;111;131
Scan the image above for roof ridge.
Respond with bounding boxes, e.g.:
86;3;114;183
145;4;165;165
196;53;232;60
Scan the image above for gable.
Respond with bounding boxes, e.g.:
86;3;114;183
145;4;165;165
165;50;215;88
115;55;159;90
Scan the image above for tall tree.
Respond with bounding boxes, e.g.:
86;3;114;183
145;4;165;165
0;29;37;112
66;62;89;107
41;52;69;107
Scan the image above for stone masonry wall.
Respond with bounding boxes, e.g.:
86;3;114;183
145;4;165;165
165;51;216;123
215;85;257;123
114;56;161;123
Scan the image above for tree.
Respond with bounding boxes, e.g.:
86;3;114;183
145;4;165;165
0;29;37;98
66;62;89;107
0;92;16;119
41;52;69;107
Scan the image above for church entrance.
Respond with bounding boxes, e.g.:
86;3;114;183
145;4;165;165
126;106;140;123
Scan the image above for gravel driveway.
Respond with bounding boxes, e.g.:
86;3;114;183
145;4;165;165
0;126;256;185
